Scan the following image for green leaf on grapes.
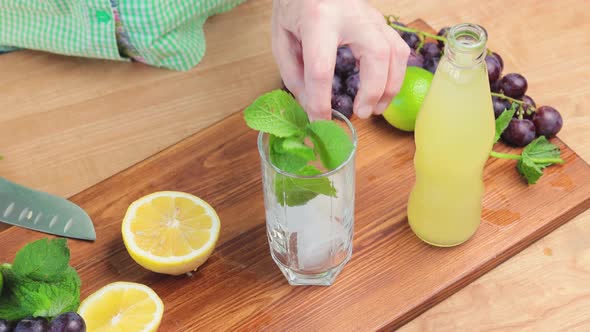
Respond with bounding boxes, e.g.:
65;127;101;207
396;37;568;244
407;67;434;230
517;136;564;184
307;121;354;170
274;165;337;207
516;157;543;185
244;90;309;138
494;104;517;143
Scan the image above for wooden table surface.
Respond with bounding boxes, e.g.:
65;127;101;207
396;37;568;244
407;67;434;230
0;0;588;330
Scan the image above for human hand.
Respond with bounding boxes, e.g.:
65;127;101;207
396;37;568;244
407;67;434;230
272;0;410;121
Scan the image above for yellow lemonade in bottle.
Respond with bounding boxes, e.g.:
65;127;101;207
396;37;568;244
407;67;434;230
408;23;495;247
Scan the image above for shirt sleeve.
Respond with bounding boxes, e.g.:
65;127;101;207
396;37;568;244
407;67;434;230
116;0;247;71
0;0;124;61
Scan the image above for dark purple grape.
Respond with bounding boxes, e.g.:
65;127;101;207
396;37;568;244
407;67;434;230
437;27;450;46
491;79;502;92
331;94;353;119
345;73;360;98
402;32;420;49
0;320;11;332
15;317;49;332
492;96;511;118
491;52;504;70
407;49;424;67
485;55;501;84
335;46;356;76
533;106;563;138
520;95;536;119
332;75;343;95
49;312;86;332
423;57;440;74
502;118;536;147
419;42;441;59
500;73;528;98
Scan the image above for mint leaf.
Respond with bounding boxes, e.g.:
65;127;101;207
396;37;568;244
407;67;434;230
244;90;309;137
1;266;80;320
269;136;310;173
28;267;81;318
13;238;69;282
307;121;354;170
280;138;316;161
494;105;517;143
0;297;28;321
516;136;563;184
275;165;337;207
270;151;310;174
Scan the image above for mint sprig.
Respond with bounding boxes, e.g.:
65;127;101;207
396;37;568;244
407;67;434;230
244;90;353;206
491;109;564;184
0;238;81;321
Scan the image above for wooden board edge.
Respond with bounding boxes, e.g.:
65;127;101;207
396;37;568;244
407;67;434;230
387;194;590;330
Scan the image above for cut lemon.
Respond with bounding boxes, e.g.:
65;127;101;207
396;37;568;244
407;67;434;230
122;191;220;275
78;282;164;332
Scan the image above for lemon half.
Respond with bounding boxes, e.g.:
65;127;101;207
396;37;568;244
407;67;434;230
78;281;164;332
122;191;220;275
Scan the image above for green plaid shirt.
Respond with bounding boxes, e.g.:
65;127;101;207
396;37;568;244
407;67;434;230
0;0;246;71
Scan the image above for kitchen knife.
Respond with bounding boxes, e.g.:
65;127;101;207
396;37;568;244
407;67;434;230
0;177;96;241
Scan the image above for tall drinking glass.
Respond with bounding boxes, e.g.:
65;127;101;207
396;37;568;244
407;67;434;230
257;111;357;286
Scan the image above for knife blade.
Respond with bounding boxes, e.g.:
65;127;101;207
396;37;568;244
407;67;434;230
0;177;96;241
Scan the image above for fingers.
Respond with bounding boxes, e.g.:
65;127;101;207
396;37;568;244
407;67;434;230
375;27;410;115
273;29;306;102
349;31;390;119
300;19;339;121
272;10;305;103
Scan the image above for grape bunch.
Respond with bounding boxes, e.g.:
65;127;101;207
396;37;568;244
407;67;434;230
389;19;563;147
491;71;563;147
0;313;86;332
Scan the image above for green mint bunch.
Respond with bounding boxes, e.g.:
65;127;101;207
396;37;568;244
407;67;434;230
491;106;564;184
0;238;81;321
244;90;354;206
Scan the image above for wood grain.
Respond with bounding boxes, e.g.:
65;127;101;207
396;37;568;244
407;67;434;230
1;0;590;329
0;105;588;330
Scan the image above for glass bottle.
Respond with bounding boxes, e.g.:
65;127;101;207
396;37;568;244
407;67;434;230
407;23;495;247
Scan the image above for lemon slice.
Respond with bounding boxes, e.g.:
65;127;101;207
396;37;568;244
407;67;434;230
122;191;220;275
78;282;164;332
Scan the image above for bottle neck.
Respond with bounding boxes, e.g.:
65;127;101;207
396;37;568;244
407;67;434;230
444;23;487;68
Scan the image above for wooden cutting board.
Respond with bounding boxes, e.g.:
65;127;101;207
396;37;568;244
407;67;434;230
1;20;589;331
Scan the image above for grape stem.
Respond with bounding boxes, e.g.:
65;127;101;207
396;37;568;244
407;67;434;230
490;150;564;164
491;92;524;106
491;92;537;118
386;16;447;42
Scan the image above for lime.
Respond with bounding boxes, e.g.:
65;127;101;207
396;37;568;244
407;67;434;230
383;66;434;132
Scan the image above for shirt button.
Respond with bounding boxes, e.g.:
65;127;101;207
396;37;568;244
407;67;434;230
96;10;111;23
